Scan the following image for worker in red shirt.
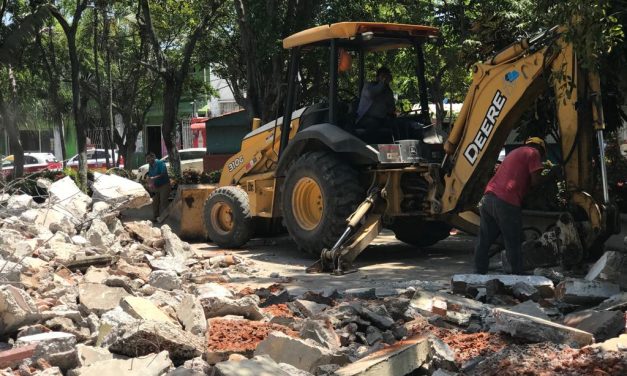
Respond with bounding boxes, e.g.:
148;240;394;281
474;137;550;275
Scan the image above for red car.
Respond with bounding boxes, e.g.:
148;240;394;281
1;152;62;178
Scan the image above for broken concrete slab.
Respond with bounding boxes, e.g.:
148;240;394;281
176;294;207;336
146;256;188;275
428;335;458;372
214;355;292;376
0;259;23;282
104;321;205;362
493;308;594;348
255;332;348;373
83;268;110;284
294;299;329;318
451;274;554;298
508;300;551;321
563;310;624;342
201;295;265;320
75;345;120;367
161;225;191;259
196;282;233;299
0;285;40;335
585;251;627;289
69;350;172;376
300;319;341;350
91;172;151;210
333;336;430;376
47;176;92;220
590;333;627;352
148;270;182;291
594;292;627;311
78;283;130;316
15;331;78;370
120;296;177;324
555;279;620;305
85;218;114;247
512;282;540;302
111;259;151;281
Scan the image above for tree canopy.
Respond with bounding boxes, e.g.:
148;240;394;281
0;0;624;181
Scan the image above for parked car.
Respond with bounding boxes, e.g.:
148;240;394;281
136;148;206;181
1;152;62;177
66;149;124;171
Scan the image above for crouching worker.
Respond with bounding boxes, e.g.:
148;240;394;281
145;152;170;222
474;137;553;275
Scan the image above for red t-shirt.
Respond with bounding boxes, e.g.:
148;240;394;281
485;146;543;207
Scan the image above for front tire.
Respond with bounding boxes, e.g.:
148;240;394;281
204;186;254;248
282;151;364;255
390;217;451;247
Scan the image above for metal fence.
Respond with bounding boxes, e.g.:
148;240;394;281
181;118;192;149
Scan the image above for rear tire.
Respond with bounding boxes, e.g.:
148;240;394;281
282;151;364;256
204;186;254;248
390;217;451;247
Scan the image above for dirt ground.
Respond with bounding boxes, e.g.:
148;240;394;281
191;230;477;295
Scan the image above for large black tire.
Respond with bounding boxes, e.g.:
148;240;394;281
390;217;451;247
282;151;364;255
204;186;254;248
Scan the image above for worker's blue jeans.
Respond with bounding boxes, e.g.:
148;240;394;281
474;193;523;274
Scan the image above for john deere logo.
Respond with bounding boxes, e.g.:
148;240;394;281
463;90;507;165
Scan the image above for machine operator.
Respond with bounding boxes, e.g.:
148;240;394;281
356;67;396;137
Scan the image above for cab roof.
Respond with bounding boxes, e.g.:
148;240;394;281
283;22;439;50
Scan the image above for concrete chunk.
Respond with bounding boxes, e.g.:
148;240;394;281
563;310;624;342
493;308;594;348
333;336;430;376
594;292;627;311
15;331;78;370
299;319;341;350
91;172;151;210
105;321;205;362
555;279;620;305
294;299;328;317
451;274;554;298
78;283;130;316
201;296;264;320
215;355;292;376
255;332;348;373
69;350;172;376
120;296;176;324
591;333;627;352
0;285;40;335
176;294;207;335
585;251;627;289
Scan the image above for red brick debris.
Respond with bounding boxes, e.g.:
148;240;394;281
469;342;627;376
206;319;298;352
438;330;510;364
261;304;295;318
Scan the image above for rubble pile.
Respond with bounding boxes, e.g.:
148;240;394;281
0;174;626;375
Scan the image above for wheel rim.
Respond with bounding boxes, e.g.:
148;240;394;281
291;177;323;231
211;201;234;235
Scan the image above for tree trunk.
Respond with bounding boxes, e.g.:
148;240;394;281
68;32;88;188
4;66;24;178
161;75;182;175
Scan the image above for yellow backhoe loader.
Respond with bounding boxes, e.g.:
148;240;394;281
200;22;619;273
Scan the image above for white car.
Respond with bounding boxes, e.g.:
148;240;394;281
1;152;62;177
66;149;124;171
136;148;206;181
